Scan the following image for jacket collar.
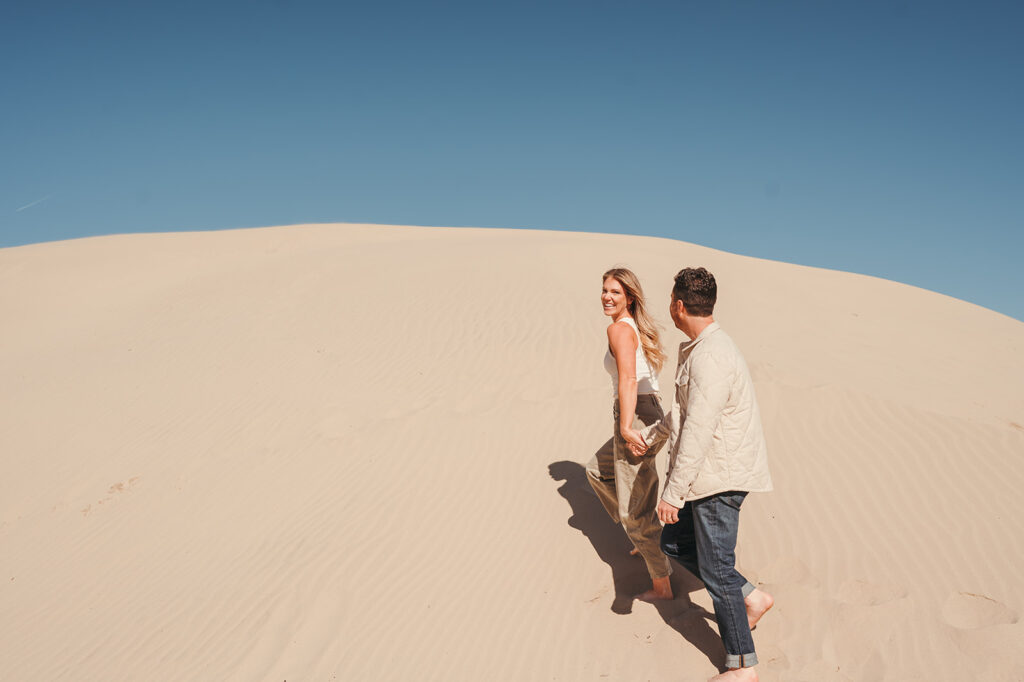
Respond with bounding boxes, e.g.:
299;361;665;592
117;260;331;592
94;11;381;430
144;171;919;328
679;321;720;354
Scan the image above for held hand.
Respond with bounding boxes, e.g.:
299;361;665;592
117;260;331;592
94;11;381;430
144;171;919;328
621;428;648;455
657;499;681;525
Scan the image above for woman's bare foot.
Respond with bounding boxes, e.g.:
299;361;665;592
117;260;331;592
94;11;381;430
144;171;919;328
709;667;758;681
636;575;673;602
745;588;774;630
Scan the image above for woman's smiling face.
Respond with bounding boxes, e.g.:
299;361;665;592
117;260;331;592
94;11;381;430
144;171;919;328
601;277;631;318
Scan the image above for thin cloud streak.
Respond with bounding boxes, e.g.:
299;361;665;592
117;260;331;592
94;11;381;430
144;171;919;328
15;195;52;213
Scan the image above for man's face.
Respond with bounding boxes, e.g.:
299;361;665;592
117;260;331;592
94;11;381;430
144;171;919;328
668;296;685;331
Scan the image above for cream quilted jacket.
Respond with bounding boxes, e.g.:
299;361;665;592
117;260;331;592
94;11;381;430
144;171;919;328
640;322;773;507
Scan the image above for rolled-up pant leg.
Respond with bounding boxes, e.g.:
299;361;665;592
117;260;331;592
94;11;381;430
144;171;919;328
585;395;672;580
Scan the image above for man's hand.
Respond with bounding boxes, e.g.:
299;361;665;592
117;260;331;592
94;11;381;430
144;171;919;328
622;428;648;456
628;442;647;457
657;499;681;525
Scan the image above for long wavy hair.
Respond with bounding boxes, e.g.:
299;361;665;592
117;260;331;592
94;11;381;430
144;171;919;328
603;267;666;372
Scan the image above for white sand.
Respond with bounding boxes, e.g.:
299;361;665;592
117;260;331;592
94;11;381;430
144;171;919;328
2;223;1022;681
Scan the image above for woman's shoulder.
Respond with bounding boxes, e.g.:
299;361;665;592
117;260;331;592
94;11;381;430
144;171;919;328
607;318;637;333
607;319;639;344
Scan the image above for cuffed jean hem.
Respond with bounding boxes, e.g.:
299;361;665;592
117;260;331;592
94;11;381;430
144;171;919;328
724;652;758;669
723;581;757;668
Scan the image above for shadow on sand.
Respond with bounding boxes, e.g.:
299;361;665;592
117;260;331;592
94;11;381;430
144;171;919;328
549;455;726;670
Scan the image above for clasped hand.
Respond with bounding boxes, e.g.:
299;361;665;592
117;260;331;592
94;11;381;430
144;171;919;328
622;428;648;457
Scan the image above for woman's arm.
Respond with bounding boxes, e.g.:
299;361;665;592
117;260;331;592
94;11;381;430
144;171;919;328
608;322;645;448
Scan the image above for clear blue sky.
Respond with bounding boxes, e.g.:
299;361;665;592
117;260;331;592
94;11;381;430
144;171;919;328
3;1;1022;320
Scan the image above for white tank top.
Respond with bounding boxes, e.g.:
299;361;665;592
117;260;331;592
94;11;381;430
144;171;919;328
604;317;660;396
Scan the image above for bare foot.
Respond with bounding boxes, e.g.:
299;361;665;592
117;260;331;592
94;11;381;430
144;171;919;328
745;588;774;630
636;575;673;602
709;667;758;681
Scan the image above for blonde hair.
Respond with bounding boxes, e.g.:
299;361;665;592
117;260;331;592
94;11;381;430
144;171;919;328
602;268;666;372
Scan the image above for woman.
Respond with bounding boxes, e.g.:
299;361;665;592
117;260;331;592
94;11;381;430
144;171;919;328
585;267;673;601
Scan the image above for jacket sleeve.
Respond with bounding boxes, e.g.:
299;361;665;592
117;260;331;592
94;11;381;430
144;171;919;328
662;349;731;507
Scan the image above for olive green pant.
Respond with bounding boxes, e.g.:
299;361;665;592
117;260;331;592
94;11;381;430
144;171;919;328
585;394;672;580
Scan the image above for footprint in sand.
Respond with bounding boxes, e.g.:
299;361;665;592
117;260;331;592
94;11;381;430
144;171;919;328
942;591;1018;629
107;477;140;495
81;477;141;516
835;579;907;606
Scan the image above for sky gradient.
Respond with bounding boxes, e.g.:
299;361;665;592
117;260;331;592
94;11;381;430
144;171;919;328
3;1;1022;320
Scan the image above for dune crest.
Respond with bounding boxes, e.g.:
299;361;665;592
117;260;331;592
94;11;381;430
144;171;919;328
2;223;1022;681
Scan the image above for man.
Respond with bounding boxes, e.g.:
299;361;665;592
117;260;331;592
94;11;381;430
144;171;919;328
631;267;774;682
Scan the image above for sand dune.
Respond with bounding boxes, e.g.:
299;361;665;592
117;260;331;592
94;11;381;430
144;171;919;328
2;223;1022;681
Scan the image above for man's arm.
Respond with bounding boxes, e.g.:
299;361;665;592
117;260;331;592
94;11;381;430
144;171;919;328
661;350;731;507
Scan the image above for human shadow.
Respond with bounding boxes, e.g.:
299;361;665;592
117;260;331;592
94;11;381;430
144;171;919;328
549;457;727;671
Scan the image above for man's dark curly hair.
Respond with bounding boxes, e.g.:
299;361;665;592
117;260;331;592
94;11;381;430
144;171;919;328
672;267;717;317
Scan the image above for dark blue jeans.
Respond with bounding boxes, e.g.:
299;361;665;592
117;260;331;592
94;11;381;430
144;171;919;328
660;491;757;668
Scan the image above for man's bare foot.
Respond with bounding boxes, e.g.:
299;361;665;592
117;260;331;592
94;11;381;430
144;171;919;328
709;667;758;681
636;575;673;602
629;547;640;556
745;588;774;630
